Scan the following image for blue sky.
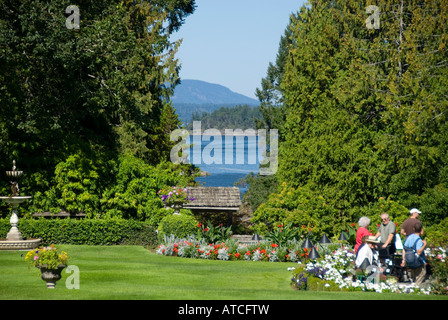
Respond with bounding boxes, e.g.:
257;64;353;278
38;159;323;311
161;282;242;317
171;0;307;99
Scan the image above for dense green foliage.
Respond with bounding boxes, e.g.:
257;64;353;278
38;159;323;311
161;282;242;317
0;218;157;246
16;153;196;221
238;172;278;212
0;0;198;219
1;0;446;244
157;212;199;241
248;0;448;237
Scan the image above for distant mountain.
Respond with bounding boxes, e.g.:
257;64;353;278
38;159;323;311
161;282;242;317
172;79;259;124
172;79;259;105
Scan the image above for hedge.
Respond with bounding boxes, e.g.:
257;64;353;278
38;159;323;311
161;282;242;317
0;218;157;247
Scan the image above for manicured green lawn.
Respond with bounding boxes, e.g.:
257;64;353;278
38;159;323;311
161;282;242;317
0;245;446;300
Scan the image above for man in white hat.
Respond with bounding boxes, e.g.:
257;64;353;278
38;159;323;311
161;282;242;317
401;208;423;239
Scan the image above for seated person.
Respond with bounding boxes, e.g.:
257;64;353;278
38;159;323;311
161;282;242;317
355;236;384;274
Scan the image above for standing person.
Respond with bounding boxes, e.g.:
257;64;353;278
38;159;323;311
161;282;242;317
375;213;396;256
401;222;427;285
355;216;372;254
401;208;423;239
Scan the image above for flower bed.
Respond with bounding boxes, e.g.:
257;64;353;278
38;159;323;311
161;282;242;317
290;247;432;295
157;235;447;296
156;236;323;262
426;246;448;295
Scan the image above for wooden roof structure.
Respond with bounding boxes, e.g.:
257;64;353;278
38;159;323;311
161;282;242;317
183;187;242;212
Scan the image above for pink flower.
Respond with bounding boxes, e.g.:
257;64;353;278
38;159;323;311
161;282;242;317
34;256;39;260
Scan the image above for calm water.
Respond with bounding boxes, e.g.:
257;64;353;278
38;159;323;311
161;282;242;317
186;135;262;193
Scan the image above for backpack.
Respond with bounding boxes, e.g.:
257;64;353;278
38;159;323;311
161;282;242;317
403;236;424;269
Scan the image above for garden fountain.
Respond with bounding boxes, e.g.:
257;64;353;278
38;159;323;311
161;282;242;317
0;160;41;250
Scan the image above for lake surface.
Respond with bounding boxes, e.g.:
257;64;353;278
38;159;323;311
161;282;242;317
186;135;262;193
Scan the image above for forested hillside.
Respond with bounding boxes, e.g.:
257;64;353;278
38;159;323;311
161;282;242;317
187;105;262;130
172;79;259;123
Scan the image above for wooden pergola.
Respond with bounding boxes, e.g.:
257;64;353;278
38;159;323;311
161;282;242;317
184;187;242;226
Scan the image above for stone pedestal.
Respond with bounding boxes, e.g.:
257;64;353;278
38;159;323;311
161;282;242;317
6;211;22;241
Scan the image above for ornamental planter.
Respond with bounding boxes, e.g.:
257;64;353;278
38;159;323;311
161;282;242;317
170;201;184;215
158;186;195;215
37;265;66;289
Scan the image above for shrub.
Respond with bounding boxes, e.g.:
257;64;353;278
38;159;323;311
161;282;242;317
157;213;199;241
426;246;448;295
251;183;336;237
196;221;232;244
26;153;196;222
28;152;110;216
265;223;297;247
425;217;448;247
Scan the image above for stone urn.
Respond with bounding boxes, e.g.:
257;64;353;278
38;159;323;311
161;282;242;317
38;265;66;289
170;201;184;215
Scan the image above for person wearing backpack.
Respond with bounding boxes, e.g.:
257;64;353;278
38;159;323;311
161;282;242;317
401;221;427;285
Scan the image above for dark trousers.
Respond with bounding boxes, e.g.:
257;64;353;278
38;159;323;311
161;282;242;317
378;243;395;257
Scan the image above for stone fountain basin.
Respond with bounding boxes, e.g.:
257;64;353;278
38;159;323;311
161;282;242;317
0;196;32;205
0;238;41;250
0;195;41;250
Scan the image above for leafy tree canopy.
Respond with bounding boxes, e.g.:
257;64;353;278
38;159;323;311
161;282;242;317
0;0;197;218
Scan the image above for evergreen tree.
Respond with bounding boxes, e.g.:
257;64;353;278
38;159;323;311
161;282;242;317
256;0;448;231
370;0;448;223
0;0;195;187
254;13;297;135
